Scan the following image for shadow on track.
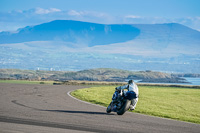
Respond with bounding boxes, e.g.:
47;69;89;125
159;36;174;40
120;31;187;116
12;100;113;115
43;110;114;115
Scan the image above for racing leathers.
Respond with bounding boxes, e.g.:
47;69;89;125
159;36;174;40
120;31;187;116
115;82;139;110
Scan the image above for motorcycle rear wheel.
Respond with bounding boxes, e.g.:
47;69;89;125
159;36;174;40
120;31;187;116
117;100;131;115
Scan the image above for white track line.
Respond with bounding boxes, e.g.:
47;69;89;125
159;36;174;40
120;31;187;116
67;90;106;108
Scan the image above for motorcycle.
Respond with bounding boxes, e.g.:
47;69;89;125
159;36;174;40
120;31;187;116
106;89;137;115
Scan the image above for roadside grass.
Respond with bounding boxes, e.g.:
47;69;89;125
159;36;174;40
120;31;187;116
71;86;200;124
0;80;55;85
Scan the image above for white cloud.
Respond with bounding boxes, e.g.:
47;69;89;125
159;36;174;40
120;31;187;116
34;7;61;14
125;15;141;19
68;10;109;18
68;10;82;16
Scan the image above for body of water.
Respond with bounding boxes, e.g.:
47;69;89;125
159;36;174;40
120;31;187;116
184;77;200;86
134;78;200;86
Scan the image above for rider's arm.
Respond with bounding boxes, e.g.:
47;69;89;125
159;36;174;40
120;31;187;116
116;85;128;91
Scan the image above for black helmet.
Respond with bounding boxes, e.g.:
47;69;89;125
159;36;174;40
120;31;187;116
128;80;134;84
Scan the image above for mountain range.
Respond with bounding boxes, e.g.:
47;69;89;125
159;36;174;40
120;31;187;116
0;20;200;73
0;20;140;47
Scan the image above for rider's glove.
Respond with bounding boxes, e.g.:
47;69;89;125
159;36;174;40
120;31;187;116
115;87;120;92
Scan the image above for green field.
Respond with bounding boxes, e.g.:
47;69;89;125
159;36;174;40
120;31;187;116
71;86;200;124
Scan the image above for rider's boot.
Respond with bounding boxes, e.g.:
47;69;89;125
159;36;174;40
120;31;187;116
129;105;135;111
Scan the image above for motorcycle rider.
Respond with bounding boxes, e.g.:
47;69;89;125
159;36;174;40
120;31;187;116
114;79;139;110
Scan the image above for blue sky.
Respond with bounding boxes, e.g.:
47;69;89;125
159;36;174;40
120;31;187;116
0;0;200;31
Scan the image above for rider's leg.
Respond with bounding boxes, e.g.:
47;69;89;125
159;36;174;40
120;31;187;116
130;98;138;110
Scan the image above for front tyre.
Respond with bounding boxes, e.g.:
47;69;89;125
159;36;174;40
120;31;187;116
117;100;131;115
106;103;112;113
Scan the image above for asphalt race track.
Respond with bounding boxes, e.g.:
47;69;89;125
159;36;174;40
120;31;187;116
0;83;199;133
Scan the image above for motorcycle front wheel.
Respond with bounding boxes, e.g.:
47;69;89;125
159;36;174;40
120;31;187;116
106;102;112;113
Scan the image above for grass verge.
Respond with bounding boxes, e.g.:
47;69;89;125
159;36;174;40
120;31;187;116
71;85;200;124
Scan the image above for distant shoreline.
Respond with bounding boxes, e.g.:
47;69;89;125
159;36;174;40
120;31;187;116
0;79;200;89
0;68;200;85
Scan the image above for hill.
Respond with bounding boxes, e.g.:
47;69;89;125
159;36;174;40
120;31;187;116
0;68;187;83
0;20;140;47
90;23;200;57
1;21;199;53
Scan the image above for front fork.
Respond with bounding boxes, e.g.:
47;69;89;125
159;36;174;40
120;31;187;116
111;97;124;112
109;90;125;112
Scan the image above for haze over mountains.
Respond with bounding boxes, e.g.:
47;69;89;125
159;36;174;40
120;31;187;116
0;20;200;73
